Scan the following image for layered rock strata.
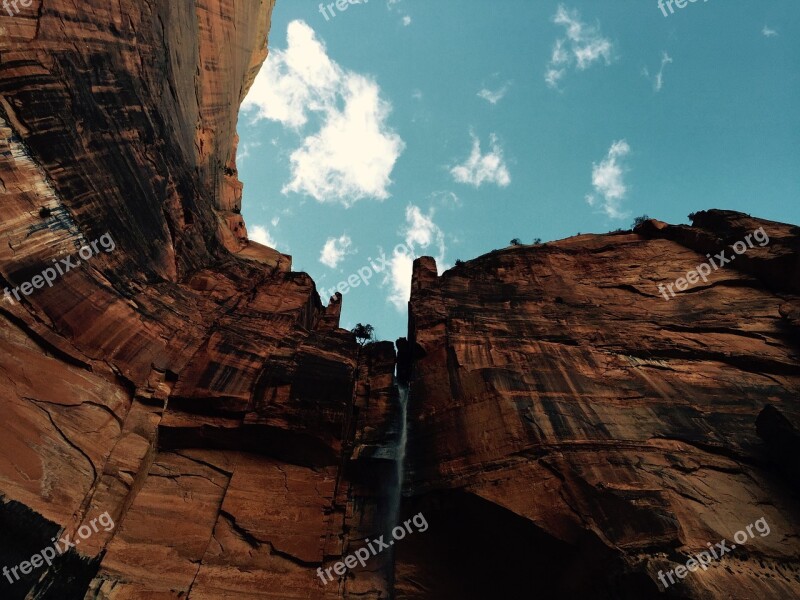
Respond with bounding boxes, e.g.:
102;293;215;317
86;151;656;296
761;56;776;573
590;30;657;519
400;211;800;599
1;1;799;599
0;1;398;599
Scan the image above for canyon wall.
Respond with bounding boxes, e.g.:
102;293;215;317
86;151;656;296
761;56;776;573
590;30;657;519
0;1;397;598
400;211;800;599
1;1;799;599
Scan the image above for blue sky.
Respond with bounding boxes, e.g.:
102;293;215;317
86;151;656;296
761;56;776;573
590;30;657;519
237;0;800;342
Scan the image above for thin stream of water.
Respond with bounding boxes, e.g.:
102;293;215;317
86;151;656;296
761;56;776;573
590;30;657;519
388;383;409;599
388;383;409;532
396;383;409;507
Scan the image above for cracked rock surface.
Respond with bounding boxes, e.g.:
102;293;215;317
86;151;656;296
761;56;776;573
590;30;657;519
1;1;395;598
1;1;799;599
399;213;800;599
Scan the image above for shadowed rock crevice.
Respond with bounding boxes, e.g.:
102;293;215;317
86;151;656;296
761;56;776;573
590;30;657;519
395;491;667;600
757;404;800;493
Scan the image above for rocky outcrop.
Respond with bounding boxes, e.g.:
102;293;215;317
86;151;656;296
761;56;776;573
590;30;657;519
2;1;799;599
402;211;800;599
0;1;399;599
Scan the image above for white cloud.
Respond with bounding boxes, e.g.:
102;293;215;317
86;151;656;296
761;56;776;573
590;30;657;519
404;205;446;257
762;25;778;38
643;51;673;92
450;133;511;188
477;83;510;105
283;74;405;205
241;21;404;206
386;0;412;27
585;140;631;220
546;5;614;89
237;141;261;163
241;22;338;128
319;234;354;268
249;225;277;248
545;68;565;89
431;190;461;208
385;249;415;311
385;205;447;310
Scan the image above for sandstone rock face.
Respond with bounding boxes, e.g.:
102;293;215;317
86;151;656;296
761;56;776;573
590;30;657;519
2;1;799;599
0;2;397;599
401;211;800;599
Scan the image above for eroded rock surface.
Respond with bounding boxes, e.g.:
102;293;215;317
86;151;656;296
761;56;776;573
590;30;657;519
400;211;800;599
1;1;799;599
0;2;397;599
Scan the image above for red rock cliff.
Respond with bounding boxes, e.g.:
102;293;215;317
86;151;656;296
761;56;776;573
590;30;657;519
400;211;800;599
1;1;800;599
0;2;397;598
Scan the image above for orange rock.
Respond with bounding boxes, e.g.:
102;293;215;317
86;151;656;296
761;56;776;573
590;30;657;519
1;0;798;597
402;211;800;598
0;1;394;598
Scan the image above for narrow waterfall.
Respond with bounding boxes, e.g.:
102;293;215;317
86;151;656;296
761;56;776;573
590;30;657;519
387;383;409;536
387;383;409;599
395;383;409;514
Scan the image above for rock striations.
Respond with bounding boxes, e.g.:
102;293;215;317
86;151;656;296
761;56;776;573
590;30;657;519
0;1;395;598
0;1;798;599
400;212;800;599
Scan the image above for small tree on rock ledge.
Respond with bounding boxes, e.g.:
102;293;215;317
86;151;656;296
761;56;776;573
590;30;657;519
352;323;375;347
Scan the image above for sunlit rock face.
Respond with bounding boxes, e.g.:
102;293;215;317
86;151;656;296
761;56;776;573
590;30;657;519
0;2;397;598
1;1;799;599
400;211;800;599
